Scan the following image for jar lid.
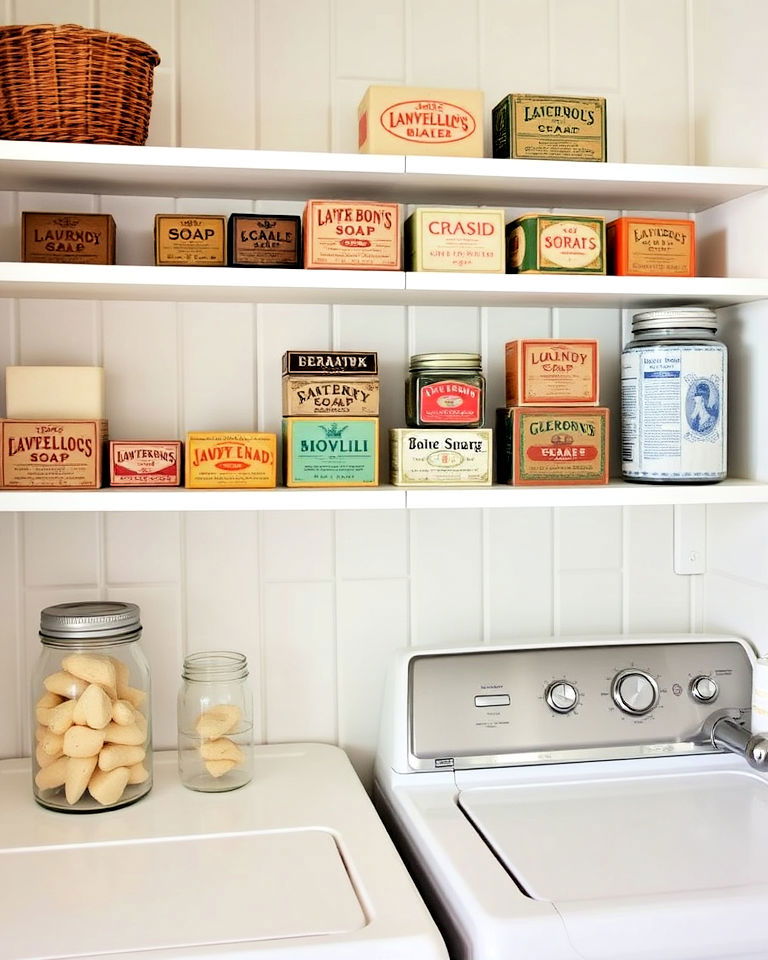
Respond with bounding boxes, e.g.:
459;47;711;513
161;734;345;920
40;601;141;641
632;307;717;333
410;352;482;370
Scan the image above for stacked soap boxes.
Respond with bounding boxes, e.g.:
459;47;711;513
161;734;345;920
1;366;108;489
282;351;380;487
498;340;609;486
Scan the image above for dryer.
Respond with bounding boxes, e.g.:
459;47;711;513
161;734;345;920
374;634;768;960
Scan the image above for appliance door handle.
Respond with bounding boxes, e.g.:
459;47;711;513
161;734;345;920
705;714;768;770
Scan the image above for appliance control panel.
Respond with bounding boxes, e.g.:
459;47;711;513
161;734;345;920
407;638;753;770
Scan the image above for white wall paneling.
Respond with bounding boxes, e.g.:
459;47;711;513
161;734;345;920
1;1;767;788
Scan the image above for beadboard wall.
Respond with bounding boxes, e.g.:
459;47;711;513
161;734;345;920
1;0;767;785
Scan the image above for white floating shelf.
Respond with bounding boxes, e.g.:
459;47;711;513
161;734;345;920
2;262;768;309
1;141;767;211
0;486;407;512
1;479;766;512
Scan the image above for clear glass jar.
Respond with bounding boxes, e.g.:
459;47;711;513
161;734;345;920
32;601;152;813
177;651;253;792
621;307;727;483
406;353;485;428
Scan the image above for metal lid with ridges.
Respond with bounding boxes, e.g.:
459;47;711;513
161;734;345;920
632;307;717;332
409;352;482;369
40;601;141;640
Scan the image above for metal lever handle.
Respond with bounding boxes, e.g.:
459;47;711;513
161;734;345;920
707;715;768;770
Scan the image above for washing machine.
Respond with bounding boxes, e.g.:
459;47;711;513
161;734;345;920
374;634;768;960
0;744;448;959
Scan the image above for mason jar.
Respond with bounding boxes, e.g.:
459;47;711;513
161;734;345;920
32;601;152;813
621;307;727;483
406;353;486;428
177;651;253;792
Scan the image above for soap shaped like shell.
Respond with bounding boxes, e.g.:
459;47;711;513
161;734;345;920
196;704;241;739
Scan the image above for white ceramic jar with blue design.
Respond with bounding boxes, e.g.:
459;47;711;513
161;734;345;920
621;307;727;483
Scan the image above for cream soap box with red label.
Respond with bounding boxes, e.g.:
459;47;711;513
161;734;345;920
405;207;506;273
109;441;182;486
391;428;492;486
303;200;400;270
358;85;484;157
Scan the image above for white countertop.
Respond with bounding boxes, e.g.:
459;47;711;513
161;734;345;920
0;745;447;960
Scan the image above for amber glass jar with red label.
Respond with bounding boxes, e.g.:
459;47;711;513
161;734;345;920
406;353;485;428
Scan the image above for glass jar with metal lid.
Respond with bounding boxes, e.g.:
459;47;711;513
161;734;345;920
621;306;727;483
32;601;152;812
406;353;485;427
177;651;253;792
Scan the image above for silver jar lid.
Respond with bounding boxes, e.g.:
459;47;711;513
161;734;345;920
632;306;717;333
40;601;141;641
409;352;482;370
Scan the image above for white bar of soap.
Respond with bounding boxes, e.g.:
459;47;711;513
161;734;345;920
5;366;105;419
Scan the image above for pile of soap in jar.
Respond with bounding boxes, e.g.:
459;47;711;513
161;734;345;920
34;653;149;806
196;704;244;778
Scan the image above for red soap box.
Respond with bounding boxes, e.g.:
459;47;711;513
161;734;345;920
109;441;182;486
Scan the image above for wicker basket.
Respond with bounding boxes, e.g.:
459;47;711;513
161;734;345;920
0;23;161;145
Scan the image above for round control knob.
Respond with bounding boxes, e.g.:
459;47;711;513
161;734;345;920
546;681;579;714
690;675;719;703
612;670;659;715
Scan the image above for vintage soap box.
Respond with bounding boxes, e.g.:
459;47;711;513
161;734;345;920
227;213;302;268
6;366;105;419
507;214;606;274
185;432;276;488
282;377;379;417
497;407;609;486
404;207;506;273
283;418;378;487
109;441;182;487
154;215;226;266
505;339;599;406
282;351;378;376
303;200;400;270
358;85;484;157
607;217;696;277
1;419;106;489
22;212;116;265
492;94;606;162
390;428;492;486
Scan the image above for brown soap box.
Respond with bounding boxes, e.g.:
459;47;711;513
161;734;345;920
227;214;302;268
154;215;226;266
22;213;116;265
1;419;107;489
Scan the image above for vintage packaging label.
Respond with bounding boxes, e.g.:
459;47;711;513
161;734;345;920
505;339;599;406
109;441;182;487
621;345;726;481
391;429;492;486
283;418;378;487
492;94;606;162
405;207;506;273
418;379;483;425
507;215;606;274
227;214;302;268
506;407;610;486
282;351;378;376
358;85;484;157
303;200;400;270
282;376;379;417
154;215;226;266
1;419;106;489
185;432;276;488
607;217;695;277
22;213;116;265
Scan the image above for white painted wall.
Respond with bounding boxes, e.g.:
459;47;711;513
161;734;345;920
0;0;765;786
